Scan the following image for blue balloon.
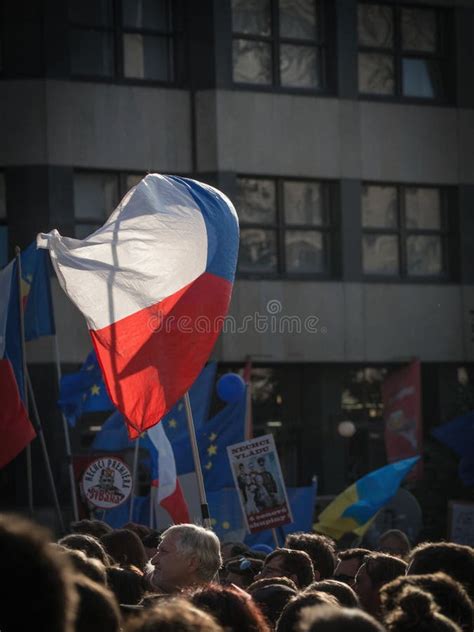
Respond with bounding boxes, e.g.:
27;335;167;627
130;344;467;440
217;373;246;403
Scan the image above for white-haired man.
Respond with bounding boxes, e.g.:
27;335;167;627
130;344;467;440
150;524;222;593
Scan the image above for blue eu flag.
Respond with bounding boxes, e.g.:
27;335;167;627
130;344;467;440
21;242;55;341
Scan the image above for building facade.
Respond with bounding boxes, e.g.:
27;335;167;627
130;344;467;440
1;0;474;534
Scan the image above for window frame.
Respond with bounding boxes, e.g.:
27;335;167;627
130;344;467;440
68;0;184;87
72;168;122;238
357;0;452;105
361;181;453;281
231;0;331;95
237;174;335;280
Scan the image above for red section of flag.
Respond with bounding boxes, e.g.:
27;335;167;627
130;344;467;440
159;480;190;524
91;272;232;439
0;359;36;468
382;360;423;480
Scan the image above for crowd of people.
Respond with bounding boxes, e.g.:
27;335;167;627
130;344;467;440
0;514;472;632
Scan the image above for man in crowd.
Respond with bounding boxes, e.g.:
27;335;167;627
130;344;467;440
257;547;315;589
354;552;407;617
286;532;337;580
334;548;371;589
150;523;222;593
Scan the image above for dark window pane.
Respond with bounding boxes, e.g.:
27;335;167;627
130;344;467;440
69;0;112;26
407;235;442;276
362;185;398;228
233;39;272;84
0;174;5;220
402;8;437;53
402;58;443;99
358;4;394;48
236;178;276;224
363;235;399;275
75;223;102;240
405;187;441;229
285;230;325;273
239;228;277;272
279;0;317;40
231;0;271;36
0;225;7;267
74;173;119;221
358;52;394;95
284;181;325;225
70;29;114;77
122;0;171;31
126;174;145;191
123;34;173;81
280;44;319;88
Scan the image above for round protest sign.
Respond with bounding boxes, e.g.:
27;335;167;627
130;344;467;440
81;457;132;510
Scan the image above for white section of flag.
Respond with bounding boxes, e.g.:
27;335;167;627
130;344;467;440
147;422;178;504
0;261;14;357
37;174;208;331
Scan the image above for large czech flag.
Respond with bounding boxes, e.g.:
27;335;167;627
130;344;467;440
38;175;239;438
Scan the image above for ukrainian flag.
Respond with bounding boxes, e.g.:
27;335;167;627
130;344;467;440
315;457;419;540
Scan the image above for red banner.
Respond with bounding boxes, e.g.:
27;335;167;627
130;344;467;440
382;360;423;480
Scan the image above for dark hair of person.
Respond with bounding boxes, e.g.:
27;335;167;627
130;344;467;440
337;548;372;564
74;574;121;632
70;519;113;538
364;553;408;587
276;591;340;632
299;605;386;632
224;556;263;587
285;533;337;580
123;522;151;541
65;548;107;584
0;513;78;632
107;566;146;605
101;529;148;571
384;585;462;632
407;542;474;601
380;572;473;632
248;576;299;592
189;583;271;632
59;533;110;566
142;531;161;549
223;541;252;558
305;579;360;608
251;584;297;628
266;548;315;588
125;598;224;632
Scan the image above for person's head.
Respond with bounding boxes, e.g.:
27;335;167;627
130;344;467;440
150;524;222;591
73;573;121;632
106;566;146;605
101;529;148;571
125;598;224;632
299;605;386;632
0;513;77;632
64;548;107;584
276;592;340;632
257;457;266;471
380;572;473;632
248;576;299;592
221;541;252;563
285;533;337;580
407;542;474;601
223;556;263;589
378;530;411;559
251;584;297;628
142;531;162;560
305;579;360;608
355;553;407;616
190;584;271;632
70;519;113;538
334;548;371;588
258;548;315;589
123;522;151;541
59;533;110;566
384;585;462;632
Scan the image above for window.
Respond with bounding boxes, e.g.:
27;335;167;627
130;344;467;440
73;172;120;238
236;176;333;276
231;0;326;90
358;3;448;100
69;0;176;82
362;183;450;278
0;173;7;267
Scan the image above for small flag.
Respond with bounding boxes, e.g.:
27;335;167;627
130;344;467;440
20;242;55;341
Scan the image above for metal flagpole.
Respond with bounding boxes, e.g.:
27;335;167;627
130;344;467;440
15;247;33;517
184;391;211;528
149;485;155;529
52;335;80;521
26;370;65;533
129;434;141;521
